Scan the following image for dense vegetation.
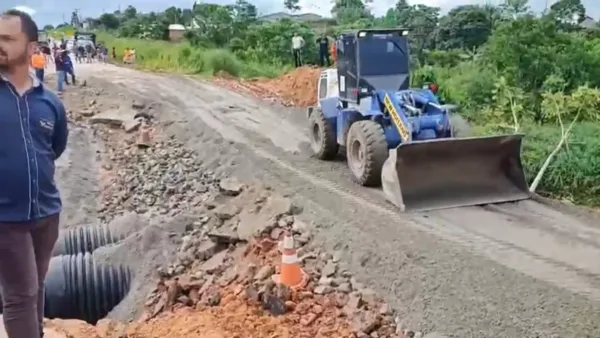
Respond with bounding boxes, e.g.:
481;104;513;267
46;0;600;207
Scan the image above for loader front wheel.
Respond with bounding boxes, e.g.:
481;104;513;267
346;120;388;187
308;108;338;160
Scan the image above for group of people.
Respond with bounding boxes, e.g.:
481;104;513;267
291;33;335;68
74;42;108;64
30;41;113;93
30;45;76;92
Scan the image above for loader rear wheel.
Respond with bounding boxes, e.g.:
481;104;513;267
308;108;338;160
346;120;388;187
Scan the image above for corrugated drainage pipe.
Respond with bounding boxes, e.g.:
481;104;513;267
52;226;125;256
44;252;132;324
0;253;132;324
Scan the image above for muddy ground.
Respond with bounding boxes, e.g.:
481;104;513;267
53;63;600;337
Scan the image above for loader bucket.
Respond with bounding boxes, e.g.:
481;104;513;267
381;134;530;212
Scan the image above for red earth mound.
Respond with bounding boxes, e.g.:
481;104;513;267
214;67;322;107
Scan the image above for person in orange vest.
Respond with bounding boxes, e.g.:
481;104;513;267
330;41;337;64
31;48;46;82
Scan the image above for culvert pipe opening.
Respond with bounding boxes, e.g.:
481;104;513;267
0;252;132;324
52;226;125;257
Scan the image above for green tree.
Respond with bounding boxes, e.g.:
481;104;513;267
283;0;300;12
434;5;495;50
499;0;530;19
548;0;586;25
98;13;120;30
234;0;258;21
123;5;138;20
332;0;373;24
389;1;438;64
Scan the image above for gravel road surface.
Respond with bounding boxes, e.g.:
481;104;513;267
68;63;600;337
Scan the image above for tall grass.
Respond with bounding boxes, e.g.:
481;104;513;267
96;32;289;79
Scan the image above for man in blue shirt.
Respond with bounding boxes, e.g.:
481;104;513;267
0;9;69;338
62;51;76;85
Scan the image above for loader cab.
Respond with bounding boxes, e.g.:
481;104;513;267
336;29;410;104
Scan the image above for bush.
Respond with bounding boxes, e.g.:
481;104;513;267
524;123;600;206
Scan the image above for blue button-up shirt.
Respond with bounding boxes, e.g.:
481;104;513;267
0;74;69;222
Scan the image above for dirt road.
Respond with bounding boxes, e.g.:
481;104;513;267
71;63;600;337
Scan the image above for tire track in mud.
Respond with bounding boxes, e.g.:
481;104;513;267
83;65;600;336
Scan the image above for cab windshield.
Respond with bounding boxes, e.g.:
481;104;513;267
358;34;409;77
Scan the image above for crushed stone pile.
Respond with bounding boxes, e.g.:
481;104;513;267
62;85;220;223
215;66;321;107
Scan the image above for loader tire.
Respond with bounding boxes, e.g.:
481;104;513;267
346;120;388;187
308;108;338;160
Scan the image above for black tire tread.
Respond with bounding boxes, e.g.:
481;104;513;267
308;108;338;160
346;120;388;186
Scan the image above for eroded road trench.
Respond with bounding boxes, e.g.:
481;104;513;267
66;64;600;337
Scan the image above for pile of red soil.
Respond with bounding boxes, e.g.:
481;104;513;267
214;67;321;107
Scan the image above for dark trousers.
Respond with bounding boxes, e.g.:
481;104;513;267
293;49;303;68
319;50;330;67
64;68;76;85
34;69;44;83
0;215;60;338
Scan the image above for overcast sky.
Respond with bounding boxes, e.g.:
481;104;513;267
4;0;600;26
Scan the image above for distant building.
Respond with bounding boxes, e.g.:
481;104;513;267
579;16;597;30
168;24;186;42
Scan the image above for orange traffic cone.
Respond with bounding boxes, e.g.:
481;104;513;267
272;231;308;290
137;123;151;148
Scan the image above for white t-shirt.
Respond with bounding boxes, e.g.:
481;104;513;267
292;36;304;50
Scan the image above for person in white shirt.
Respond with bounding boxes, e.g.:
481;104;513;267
291;32;305;67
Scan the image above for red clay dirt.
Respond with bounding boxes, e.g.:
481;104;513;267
214;67;321;107
45;235;384;338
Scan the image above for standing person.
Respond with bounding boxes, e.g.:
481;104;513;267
291;33;304;68
31;49;46;82
76;44;84;63
54;47;66;93
112;46;116;60
0;9;69;338
63;50;75;85
42;43;52;64
316;34;330;67
84;44;92;63
123;47;130;64
130;48;136;64
101;45;108;63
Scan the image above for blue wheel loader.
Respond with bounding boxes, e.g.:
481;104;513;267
306;29;531;212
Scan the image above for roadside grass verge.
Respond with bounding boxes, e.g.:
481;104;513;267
475;122;600;206
96;32;289;79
